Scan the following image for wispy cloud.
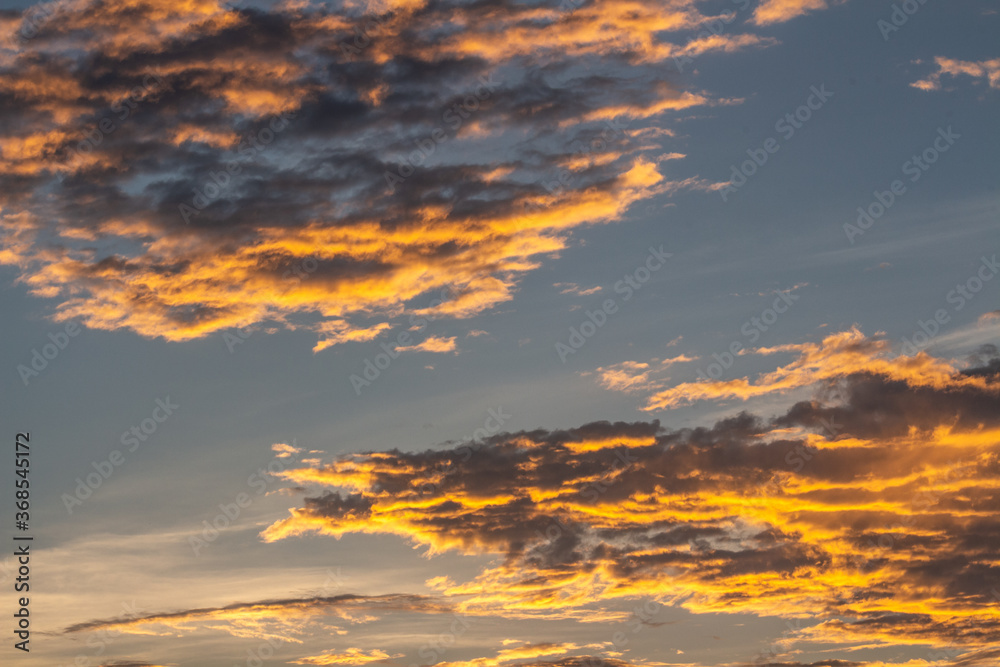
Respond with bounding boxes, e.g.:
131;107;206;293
65;594;451;641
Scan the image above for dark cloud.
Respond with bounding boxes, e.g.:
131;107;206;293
0;0;731;347
262;345;1000;653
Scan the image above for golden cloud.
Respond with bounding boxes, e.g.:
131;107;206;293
260;336;1000;657
0;0;840;349
912;56;1000;91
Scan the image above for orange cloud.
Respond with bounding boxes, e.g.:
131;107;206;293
640;328;983;410
594;361;662;394
0;0;844;348
397;335;458;354
912;57;1000;91
290;647;403;666
593;355;698;395
435;642;587;667
260;340;1000;655
753;0;844;26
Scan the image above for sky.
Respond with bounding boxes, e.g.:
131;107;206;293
0;0;999;666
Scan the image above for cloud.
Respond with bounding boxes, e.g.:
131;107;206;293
555;283;603;296
911;57;1000;91
312;321;393;353
272;442;305;458
593;355;696;394
639;328;987;410
594;361;661;393
0;0;850;349
752;0;845;25
434;642;590;667
261;336;1000;656
64;594;451;641
0;0;778;350
290;647;403;666
439;654;642;667
661;354;697;365
397;335;458;354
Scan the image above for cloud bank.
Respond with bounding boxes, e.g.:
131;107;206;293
261;333;1000;659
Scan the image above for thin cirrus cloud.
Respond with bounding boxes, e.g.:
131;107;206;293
555;282;603;296
254;333;1000;661
0;0;838;351
589;354;697;394
63;593;453;641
